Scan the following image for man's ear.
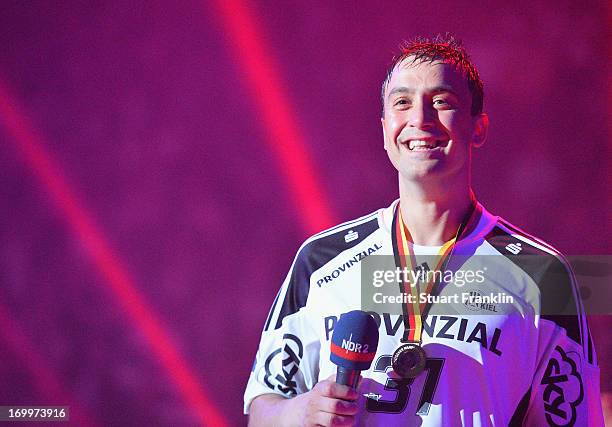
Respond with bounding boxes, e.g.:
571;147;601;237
381;117;389;150
472;113;489;148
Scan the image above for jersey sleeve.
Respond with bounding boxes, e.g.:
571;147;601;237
520;257;604;426
243;246;321;414
519;322;604;426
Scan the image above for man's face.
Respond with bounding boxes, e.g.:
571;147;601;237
382;59;487;184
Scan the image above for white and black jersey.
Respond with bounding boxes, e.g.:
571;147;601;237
244;200;604;426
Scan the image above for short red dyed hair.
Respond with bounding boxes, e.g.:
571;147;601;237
381;34;484;116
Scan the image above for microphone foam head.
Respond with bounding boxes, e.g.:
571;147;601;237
330;310;379;371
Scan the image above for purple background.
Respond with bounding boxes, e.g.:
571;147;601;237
0;1;610;425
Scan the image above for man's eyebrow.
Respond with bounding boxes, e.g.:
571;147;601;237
429;85;458;96
387;85;459;99
387;87;413;98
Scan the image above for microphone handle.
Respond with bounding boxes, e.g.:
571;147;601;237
335;366;360;389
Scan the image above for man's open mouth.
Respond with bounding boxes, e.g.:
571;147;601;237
406;139;446;151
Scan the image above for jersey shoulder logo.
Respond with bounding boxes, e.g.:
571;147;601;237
344;230;359;243
505;242;522;254
541;345;584;427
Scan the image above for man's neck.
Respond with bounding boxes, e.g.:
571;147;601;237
398;178;475;246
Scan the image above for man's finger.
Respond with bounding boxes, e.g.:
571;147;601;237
311;411;355;427
315;380;359;401
318;396;358;416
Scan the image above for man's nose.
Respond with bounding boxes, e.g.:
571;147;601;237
407;102;436;129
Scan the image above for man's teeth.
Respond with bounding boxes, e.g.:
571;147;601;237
408;140;438;150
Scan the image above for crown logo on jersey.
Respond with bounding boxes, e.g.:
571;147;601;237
344;230;358;243
505;242;522;254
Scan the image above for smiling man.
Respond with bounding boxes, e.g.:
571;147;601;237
244;35;603;426
381;43;487;247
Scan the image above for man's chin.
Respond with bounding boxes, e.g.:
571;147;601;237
399;165;441;182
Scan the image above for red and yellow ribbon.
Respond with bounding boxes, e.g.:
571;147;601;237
392;202;476;343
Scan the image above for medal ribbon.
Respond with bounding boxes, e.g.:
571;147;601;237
391;199;476;344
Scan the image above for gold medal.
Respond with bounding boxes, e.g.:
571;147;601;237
392;343;427;378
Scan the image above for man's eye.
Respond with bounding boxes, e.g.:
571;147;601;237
394;99;409;106
433;99;449;106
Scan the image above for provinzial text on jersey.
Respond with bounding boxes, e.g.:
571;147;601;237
324;313;503;356
316;243;383;287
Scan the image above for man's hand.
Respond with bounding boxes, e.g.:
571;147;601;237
293;375;360;426
248;375;360;427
